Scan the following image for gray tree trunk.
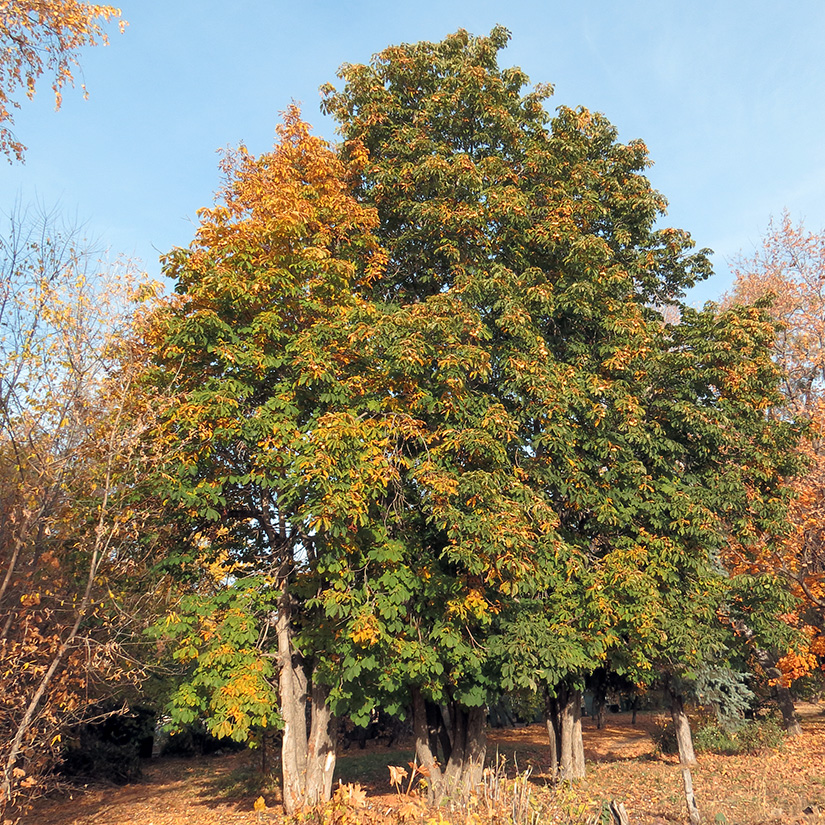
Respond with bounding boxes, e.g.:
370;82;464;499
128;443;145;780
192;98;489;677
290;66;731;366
775;682;803;736
669;686;700;825
669;688;697;766
275;583;308;815
543;690;560;780
412;688;444;802
572;694;585;778
443;705;487;794
305;680;337;805
559;684;585;780
412;693;487;802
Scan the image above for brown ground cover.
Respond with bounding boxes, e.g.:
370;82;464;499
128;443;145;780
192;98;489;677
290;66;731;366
25;704;825;825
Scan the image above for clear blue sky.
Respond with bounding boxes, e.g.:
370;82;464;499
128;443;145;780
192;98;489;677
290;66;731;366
4;1;824;304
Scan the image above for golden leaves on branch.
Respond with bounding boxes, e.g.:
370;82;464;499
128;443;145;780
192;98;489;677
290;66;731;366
0;0;125;160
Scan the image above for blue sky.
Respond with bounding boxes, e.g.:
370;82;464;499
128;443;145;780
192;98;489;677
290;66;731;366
4;1;824;304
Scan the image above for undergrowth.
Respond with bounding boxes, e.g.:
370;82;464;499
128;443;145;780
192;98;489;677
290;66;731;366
650;714;785;756
288;758;624;825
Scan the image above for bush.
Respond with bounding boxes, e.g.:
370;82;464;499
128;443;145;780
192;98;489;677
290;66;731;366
650;711;785;758
693;717;785;755
649;716;679;755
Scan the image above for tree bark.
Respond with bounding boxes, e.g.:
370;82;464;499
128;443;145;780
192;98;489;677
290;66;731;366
543;690;560;780
669;687;697;766
442;705;486;794
591;670;607;730
305;680;336;805
559;684;585;780
774;682;803;736
669;685;700;825
412;688;443;802
412;694;487;802
275;581;308;815
572;693;585;778
680;765;702;825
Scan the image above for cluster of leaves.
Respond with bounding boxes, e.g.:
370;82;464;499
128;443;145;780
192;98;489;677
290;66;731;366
0;0;124;160
727;212;825;685
152;575;281;742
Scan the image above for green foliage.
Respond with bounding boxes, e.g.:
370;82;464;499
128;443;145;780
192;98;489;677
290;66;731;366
693;717;785;755
150;578;281;742
693;666;755;730
145;27;803;757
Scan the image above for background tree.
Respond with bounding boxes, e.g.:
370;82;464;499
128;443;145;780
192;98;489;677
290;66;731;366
0;0;123;161
0;205;160;814
727;213;825;702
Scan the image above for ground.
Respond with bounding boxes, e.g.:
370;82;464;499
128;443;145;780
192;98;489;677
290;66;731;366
25;704;825;825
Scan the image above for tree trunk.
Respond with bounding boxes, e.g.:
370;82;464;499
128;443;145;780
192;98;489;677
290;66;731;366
591;670;607;730
412;688;443;802
774;682;803;736
669;687;697;766
572;694;585;778
669;685;700;825
275;583;308;815
412;693;487;802
680;765;702;825
305;680;336;805
559;684;585;780
543;690;560;780
442;704;486;794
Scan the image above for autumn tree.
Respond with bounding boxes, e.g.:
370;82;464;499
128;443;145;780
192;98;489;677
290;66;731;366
148;29;803;813
0;0;123;161
145;110;392;813
0;205;161;814
728;213;825;707
321;27;801;795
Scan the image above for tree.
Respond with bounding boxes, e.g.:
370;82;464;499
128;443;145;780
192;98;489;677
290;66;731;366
0;205;160;814
149;29;802;811
727;213;825;709
321;26;800;794
145;109;391;813
0;0;123;161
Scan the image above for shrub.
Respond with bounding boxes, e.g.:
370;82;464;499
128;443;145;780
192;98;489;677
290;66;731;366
693;717;784;755
649;716;679;755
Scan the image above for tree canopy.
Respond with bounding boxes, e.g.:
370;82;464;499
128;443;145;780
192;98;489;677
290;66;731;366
144;27;803;806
